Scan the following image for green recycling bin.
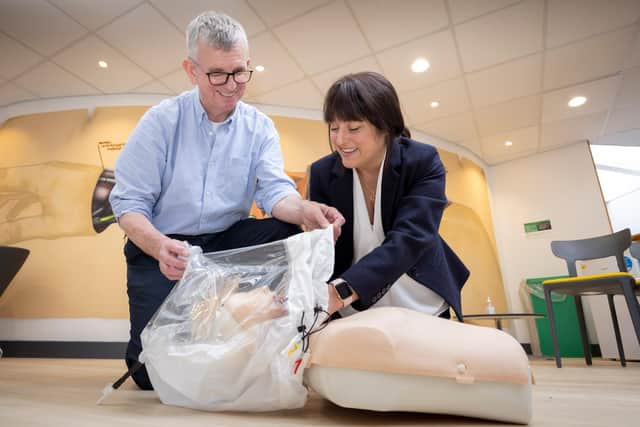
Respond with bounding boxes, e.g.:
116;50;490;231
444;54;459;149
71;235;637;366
526;276;584;357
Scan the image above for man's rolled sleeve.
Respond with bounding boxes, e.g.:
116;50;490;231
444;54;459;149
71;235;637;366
253;131;298;216
109;108;167;222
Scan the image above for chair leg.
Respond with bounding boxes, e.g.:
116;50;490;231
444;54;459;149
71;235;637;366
607;294;626;367
620;282;640;347
574;296;592;366
544;287;562;368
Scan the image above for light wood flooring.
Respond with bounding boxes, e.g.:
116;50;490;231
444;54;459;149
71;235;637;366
0;357;639;426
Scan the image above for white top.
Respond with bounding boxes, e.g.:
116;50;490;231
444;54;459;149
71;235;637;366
339;159;448;317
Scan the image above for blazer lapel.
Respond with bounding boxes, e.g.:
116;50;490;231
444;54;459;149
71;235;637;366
382;140;402;234
330;155;354;270
330;156;353;234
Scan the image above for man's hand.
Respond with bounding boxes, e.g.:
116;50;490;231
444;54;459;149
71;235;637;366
156;238;190;281
301;200;345;241
271;195;345;241
118;212;190;282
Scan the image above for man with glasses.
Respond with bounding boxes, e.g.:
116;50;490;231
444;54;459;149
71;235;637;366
110;11;344;390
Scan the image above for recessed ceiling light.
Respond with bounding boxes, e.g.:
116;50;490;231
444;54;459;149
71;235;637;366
98;60;108;69
505;141;513;147
411;57;430;73
568;96;587;108
255;65;265;72
430;101;439;108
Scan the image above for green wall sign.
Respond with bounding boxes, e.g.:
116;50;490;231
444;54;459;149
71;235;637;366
524;220;552;233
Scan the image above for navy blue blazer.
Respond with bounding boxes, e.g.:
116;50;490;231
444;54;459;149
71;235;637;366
309;137;469;320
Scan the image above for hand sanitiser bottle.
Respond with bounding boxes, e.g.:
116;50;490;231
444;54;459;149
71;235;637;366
485;297;496;315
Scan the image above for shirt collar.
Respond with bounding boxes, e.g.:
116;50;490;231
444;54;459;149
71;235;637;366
193;86;240;128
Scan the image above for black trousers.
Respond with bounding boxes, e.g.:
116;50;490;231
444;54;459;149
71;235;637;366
124;217;301;390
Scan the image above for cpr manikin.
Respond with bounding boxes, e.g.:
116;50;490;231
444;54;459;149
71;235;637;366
138;227;333;411
117;226;532;423
304;307;533;424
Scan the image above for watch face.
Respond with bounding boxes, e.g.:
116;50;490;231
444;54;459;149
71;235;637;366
335;282;353;299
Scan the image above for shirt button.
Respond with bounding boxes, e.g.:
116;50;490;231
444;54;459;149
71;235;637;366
208;131;213;136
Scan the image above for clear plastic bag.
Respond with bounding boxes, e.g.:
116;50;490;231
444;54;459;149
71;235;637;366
139;227;333;411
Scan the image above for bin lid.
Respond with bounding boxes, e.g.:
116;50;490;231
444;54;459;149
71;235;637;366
526;276;568;285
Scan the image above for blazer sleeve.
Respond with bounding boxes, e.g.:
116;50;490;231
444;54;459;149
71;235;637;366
343;149;448;310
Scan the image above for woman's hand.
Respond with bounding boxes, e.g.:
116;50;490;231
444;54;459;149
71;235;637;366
327;283;344;314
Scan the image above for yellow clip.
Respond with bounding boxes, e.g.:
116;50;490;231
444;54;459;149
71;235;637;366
288;343;299;357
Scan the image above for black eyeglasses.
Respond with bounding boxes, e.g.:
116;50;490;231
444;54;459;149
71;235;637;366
189;58;253;86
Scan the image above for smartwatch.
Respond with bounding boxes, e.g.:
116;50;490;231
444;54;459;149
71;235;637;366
331;279;357;307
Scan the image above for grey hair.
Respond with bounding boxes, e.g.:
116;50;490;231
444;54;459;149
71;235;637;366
186;11;249;58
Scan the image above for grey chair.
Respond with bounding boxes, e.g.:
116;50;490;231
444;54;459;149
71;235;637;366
631;241;640;264
542;229;640;368
0;246;30;357
0;246;29;298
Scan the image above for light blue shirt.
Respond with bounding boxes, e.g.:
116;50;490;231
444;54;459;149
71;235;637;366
109;88;297;235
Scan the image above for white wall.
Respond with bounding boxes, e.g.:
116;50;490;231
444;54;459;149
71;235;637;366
488;142;612;343
608;190;640;235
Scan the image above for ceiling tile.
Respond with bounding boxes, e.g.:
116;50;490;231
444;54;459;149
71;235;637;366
312;56;382;94
14;61;100;98
482;125;539;164
0;33;43;80
49;0;143;30
158;69;193;94
401;78;470;124
0;82;38;107
546;0;640;48
455;0;543;72
349;0;448;51
613;66;640;110
131;80;173;95
246;32;305;96
273;1;371;74
414;111;477;142
0;0;87;56
544;27;636;91
475;95;541;137
151;0;265;36
376;30;462;92
542;76;621;123
247;0;329;27
253;79;323;110
53;36;152;93
98;3;185;78
466;53;542;108
447;0;521;24
540;111;607;149
604;106;640;135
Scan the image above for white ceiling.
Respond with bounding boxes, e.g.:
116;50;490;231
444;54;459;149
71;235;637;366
0;0;639;165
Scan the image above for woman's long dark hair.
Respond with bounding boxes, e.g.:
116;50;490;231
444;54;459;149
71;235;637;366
323;72;410;154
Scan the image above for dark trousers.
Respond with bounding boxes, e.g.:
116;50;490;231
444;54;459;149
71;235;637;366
124;218;301;390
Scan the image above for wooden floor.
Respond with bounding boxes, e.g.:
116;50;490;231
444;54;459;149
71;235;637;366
1;357;639;426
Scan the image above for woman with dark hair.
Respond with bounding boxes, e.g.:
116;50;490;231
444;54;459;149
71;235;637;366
309;72;469;319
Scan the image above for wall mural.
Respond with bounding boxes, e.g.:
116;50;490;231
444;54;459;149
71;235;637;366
0;107;506;323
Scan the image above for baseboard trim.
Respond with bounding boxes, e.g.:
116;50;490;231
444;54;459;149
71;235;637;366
0;341;603;360
0;341;126;359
